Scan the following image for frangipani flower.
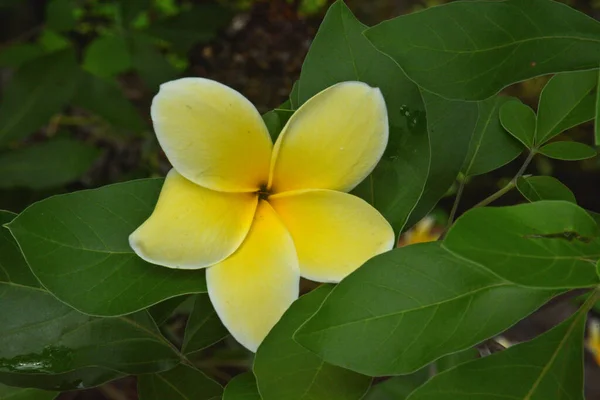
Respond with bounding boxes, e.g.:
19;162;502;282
129;78;394;351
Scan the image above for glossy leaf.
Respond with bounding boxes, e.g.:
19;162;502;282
130;33;178;91
294;243;553;376
536;70;598;144
0;211;39;287
406;304;589;400
7;179;208;316
462;96;523;177
0;138;101;190
182;294;228;355
499;99;536;149
0;384;57;400
138;364;222;400
45;0;76;32
517;176;576;204
82;35;132;78
365;0;600;100
538;141;597;161
0;50;79;146
365;370;428;400
255;285;371;400
145;4;231;52
444;201;600;288
223;372;261;400
72;71;146;133
298;0;428;233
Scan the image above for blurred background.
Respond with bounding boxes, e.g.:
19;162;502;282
1;0;600;399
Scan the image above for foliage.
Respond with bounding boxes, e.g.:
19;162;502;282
1;0;600;399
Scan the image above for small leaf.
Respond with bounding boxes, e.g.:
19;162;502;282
223;372;261;400
364;0;600;100
7;179;208;316
182;294;228;355
72;71;147;133
137;364;222;400
294;242;553;376
0;49;79;146
118;0;150;26
536;70;598;144
365;370;428;400
0;384;57;400
444;201;600;288
289;81;300;109
83;35;132;78
517;176;577;203
538;141;597;161
0;210;39;287
462;96;523;177
406;303;589;400
262;109;293;141
0;138;101;190
255;285;371;400
45;0;76;32
130;33;178;91
499;99;536;148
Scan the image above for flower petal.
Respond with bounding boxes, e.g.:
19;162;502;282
207;200;300;352
268;81;388;193
129;170;258;269
269;189;394;282
151;78;272;192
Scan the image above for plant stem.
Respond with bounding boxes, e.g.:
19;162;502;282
447;180;465;229
474;151;535;208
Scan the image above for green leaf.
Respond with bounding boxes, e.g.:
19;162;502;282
499;99;536;149
130;33;178;91
72;71;146;133
365;370;428;400
145;4;231;52
0;282;180;390
261;109;293;141
45;0;76;32
0;138;101;190
406;301;590;400
536;70;598;144
38;30;71;53
290;81;300;109
538;141;597;161
435;347;479;373
83;35;132;78
551;91;596;138
297;0;428;233
0;384;57;400
365;0;600;101
7;179;208;316
406;92;478;227
118;0;150;26
0;50;79;146
597;260;600;280
596;68;600;145
462;96;523;177
444;201;600;288
223;372;261;400
182;294;228;355
517;176;577;204
149;295;189;326
255;285;371;400
138;364;222;400
294;242;553;376
0;44;44;68
0;210;39;287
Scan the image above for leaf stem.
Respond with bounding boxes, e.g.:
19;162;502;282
447;180;465;229
473;151;535;208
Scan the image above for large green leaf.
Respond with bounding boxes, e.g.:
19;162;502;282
406;300;590;400
536;70;598;144
517;176;576;204
0;384;57;400
499;99;536;149
82;35;132;78
0;50;79;146
365;370;428;400
364;0;600;100
137;364;222;400
255;285;371;400
538;141;597;161
130;33;178;92
462;96;523;177
72;72;146;133
596;68;600;145
0;211;39;287
182;294;228;356
0;138;101;190
444;201;600;288
149;295;189;326
7;179;208;316
223;372;261;400
0;44;45;68
297;0;428;233
294;242;553;376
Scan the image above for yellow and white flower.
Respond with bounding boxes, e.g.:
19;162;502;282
129;78;394;351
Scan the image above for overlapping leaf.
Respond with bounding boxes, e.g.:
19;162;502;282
138;364;222;400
